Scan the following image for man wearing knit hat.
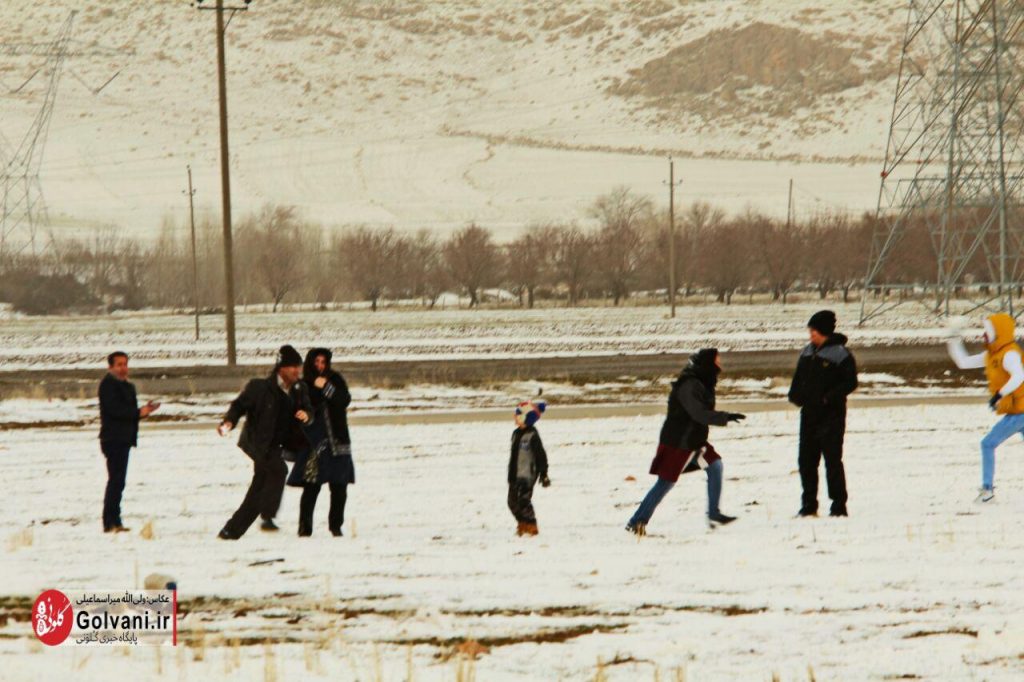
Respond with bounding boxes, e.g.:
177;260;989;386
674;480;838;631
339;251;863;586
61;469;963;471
788;310;858;517
216;344;313;539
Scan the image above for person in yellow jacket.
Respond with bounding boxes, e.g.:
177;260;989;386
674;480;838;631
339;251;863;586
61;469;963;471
947;313;1024;503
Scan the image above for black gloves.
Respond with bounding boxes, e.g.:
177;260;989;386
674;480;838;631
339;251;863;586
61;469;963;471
540;475;551;488
989;393;1003;411
726;413;746;423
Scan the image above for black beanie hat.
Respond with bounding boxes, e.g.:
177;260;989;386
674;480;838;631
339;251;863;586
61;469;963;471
807;310;837;336
275;344;303;368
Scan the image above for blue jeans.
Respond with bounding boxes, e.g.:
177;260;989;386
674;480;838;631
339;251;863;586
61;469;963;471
980;414;1024;489
628;478;675;527
628;460;724;527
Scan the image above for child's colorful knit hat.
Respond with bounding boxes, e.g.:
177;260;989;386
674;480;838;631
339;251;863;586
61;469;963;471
515;400;546;428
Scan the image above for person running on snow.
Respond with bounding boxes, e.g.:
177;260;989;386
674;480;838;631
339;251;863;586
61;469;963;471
507;399;550;536
788;310;858;518
216;345;313;540
626;348;745;537
947;313;1024;503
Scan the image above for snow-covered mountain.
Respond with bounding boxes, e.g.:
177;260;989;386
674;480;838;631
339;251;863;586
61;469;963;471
0;0;906;239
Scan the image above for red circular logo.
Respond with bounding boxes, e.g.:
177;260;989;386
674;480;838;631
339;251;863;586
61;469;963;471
32;590;73;646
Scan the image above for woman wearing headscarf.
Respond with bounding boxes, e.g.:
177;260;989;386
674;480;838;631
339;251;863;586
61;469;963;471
626;348;745;536
288;348;354;537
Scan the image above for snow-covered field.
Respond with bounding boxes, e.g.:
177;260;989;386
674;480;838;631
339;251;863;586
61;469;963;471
0;302;951;370
3;401;1024;680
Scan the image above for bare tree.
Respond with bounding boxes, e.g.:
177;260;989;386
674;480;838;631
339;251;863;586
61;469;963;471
306;228;334;309
116;241;150;310
408;229;448;307
335;225;403;312
250;205;306;312
697;220;754;304
807;212;872;302
753;210;804;303
505;224;555;308
681;202;725;296
552;224;594;307
443;223;500;307
589;187;653;305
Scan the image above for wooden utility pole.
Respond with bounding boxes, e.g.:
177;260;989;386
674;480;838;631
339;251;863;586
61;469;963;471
185;165;200;341
196;0;250;365
664;158;683;318
786;178;794;229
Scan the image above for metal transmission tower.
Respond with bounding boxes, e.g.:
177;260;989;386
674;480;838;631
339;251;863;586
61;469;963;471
861;0;1024;323
0;12;76;259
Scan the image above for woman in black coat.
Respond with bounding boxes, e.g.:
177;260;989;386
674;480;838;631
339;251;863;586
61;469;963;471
287;348;355;537
626;348;745;536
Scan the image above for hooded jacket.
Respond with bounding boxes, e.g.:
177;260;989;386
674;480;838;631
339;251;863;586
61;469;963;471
950;314;1024;415
658;353;730;451
984;314;1024;414
788;333;858;416
302;348;352;448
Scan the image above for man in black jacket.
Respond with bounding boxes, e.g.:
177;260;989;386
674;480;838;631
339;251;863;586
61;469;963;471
217;345;313;540
98;351;160;533
788;310;858;517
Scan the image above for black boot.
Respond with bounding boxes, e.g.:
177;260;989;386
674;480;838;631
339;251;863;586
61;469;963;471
218;527;240;540
707;512;737;527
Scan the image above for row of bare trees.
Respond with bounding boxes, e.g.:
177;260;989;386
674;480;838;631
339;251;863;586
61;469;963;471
0;187;907;315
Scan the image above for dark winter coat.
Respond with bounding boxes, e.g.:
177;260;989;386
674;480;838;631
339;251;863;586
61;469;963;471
98;373;140;446
287;367;355;487
508;426;548;485
650;363;731;481
788;333;858;418
313;370;352;446
657;365;730;452
223;373;313;459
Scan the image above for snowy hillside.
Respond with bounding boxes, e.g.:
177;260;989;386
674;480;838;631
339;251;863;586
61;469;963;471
0;0;905;238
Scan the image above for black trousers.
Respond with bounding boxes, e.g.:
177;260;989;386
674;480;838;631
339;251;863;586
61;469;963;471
101;442;131;529
507;479;537;524
798;412;848;513
224;448;288;536
298;483;348;534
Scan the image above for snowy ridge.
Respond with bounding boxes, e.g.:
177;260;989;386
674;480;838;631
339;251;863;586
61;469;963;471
1;0;904;237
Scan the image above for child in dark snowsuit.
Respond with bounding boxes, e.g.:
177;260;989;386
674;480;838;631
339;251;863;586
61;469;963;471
507;400;550;536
